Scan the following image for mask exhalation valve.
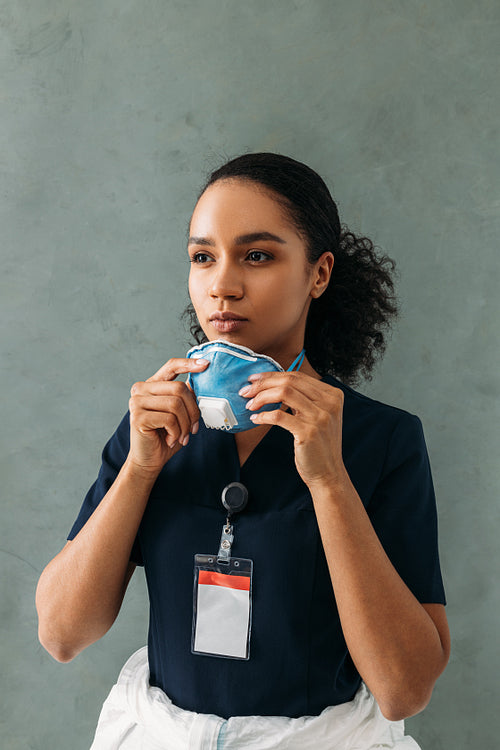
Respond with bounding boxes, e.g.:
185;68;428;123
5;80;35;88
197;396;238;431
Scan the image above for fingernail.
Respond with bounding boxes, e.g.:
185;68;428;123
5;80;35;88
238;385;251;396
245;399;254;410
168;439;177;448
249;413;258;421
195;359;209;365
192;420;199;434
182;434;190;446
248;373;261;381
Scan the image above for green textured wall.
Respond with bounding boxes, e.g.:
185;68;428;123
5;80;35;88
1;2;498;747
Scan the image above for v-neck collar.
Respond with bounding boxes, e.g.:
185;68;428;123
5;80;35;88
231;425;275;473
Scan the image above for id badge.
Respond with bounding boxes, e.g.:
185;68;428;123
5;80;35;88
192;554;253;660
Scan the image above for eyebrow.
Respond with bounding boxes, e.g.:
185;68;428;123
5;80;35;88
188;231;288;247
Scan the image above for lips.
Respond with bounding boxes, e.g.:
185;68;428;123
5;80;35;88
209;312;247;321
210;317;247;332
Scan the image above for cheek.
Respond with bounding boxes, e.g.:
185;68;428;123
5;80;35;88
261;273;307;312
188;272;202;307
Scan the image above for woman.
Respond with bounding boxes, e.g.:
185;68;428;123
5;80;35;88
36;152;450;749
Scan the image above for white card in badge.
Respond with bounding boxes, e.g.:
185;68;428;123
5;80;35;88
192;482;253;660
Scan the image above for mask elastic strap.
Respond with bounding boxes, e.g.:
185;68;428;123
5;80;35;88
287;348;306;372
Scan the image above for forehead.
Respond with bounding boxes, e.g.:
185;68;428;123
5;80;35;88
189;179;296;235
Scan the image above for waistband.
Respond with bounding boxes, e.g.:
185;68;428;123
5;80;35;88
90;646;421;750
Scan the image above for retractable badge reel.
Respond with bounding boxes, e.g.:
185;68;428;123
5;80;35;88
192;482;253;660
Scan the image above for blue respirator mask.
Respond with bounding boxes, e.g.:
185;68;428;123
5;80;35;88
186;340;306;433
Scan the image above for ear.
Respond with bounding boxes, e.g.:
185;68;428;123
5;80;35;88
310;252;334;298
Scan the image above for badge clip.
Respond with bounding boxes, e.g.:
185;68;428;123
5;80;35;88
217;521;234;563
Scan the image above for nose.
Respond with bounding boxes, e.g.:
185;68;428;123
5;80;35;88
208;257;243;300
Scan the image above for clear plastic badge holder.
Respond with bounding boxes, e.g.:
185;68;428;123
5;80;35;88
192;483;253;660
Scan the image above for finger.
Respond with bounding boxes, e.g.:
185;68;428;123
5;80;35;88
245;383;324;421
249;399;334;440
130;408;183;444
147;357;209;383
129;394;193;441
246;371;343;410
248;407;308;439
131;381;201;430
246;371;328;402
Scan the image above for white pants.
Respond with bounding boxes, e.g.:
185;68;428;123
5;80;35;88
90;646;421;750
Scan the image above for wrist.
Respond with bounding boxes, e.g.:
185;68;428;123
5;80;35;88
307;466;353;500
123;456;162;486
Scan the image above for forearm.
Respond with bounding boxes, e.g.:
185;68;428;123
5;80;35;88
310;470;448;720
36;458;158;661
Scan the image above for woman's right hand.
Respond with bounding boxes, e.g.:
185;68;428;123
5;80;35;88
127;357;209;475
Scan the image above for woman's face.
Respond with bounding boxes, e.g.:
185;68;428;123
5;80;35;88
187;178;332;369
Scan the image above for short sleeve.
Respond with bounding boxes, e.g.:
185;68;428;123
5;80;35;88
67;412;144;566
367;412;446;604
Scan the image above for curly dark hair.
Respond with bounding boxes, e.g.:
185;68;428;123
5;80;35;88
180;152;400;387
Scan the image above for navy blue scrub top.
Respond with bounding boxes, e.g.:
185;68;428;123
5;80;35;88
68;373;446;719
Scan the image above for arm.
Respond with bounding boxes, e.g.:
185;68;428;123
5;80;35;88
36;357;209;662
242;370;450;720
36;460;157;662
310;472;450;721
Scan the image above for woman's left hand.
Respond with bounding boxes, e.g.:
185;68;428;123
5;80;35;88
240;371;347;488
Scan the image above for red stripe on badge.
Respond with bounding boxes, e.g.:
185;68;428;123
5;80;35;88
198;570;251;591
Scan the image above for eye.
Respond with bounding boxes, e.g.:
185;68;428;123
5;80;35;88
190;252;212;264
247;250;271;262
